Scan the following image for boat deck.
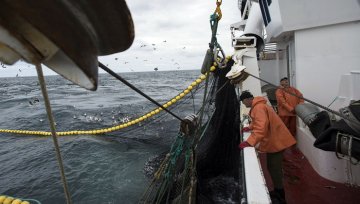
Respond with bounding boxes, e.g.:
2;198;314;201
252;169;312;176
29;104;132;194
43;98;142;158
259;147;360;204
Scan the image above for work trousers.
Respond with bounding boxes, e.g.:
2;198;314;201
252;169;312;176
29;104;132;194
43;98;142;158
267;151;284;189
280;116;296;137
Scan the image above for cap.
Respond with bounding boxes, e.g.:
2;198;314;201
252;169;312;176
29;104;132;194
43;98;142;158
239;91;253;101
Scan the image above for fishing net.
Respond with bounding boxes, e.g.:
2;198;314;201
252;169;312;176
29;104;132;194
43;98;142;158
140;61;241;203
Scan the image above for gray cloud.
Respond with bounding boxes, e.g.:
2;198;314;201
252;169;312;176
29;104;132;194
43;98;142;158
0;0;241;77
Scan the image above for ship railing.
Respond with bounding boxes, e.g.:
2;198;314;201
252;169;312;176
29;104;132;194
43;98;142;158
241;131;271;204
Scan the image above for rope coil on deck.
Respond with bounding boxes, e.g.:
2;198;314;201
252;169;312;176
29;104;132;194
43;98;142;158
0;66;217;137
0;195;41;204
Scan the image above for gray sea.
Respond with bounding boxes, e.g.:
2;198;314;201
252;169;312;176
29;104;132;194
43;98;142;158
0;70;211;203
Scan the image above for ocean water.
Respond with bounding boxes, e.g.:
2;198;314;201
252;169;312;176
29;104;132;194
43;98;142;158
0;70;213;204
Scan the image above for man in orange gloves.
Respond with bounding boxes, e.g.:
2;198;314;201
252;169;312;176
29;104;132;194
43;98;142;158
238;91;296;204
276;77;304;136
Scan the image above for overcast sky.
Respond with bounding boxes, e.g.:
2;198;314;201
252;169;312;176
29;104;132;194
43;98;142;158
0;0;241;77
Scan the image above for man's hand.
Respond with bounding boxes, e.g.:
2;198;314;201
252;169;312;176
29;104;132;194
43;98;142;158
238;141;251;150
290;107;296;114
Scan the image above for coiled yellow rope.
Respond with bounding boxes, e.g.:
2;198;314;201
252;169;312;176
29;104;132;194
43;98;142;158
0;66;216;136
0;195;40;204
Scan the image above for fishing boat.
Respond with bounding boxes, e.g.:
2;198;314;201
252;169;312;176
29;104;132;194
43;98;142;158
229;0;360;203
1;0;359;204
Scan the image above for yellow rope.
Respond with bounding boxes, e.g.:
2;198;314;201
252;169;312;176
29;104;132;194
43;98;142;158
0;67;217;136
0;195;34;204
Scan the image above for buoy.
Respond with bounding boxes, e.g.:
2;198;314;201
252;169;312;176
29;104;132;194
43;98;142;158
3;197;14;204
11;199;22;204
0;196;6;203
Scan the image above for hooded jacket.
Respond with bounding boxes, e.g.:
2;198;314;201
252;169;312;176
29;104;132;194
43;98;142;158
276;86;304;116
246;97;296;153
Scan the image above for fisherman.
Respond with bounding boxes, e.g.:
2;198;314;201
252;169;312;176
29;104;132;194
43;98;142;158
238;91;296;204
275;77;304;136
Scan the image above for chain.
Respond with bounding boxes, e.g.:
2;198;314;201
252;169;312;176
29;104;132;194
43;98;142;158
214;0;222;20
210;0;226;68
